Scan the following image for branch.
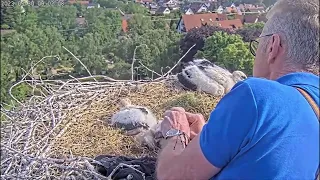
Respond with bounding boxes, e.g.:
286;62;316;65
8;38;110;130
154;44;196;81
138;61;162;77
62;46;97;82
132;44;148;81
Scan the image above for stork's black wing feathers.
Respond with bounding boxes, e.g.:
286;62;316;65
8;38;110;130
136;107;149;115
177;72;198;91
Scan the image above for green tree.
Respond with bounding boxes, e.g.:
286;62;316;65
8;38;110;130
195;32;254;75
128;14;153;36
195;31;244;62
1;5;24;29
236;22;265;42
217;42;254;75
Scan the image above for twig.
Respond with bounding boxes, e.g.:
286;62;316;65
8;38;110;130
138;61;162;77
132;44;148;81
155;44;196;81
62;46;97;82
107;163;144;180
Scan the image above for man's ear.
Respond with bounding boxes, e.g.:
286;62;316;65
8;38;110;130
267;34;282;65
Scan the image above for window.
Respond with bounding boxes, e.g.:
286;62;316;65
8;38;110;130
231;24;236;28
216;17;219;21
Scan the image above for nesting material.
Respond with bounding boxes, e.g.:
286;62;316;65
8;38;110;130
52;82;220;158
1;77;220;179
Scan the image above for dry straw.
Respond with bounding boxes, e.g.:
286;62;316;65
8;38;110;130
1;46;221;179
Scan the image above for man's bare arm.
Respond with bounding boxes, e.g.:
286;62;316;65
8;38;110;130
156;135;221;180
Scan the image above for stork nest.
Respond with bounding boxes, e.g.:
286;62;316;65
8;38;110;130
0;76;221;179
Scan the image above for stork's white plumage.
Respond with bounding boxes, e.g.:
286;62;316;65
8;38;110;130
110;98;157;134
176;59;247;95
179;64;225;96
110;98;160;149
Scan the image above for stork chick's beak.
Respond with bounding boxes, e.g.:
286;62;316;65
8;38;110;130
125;128;143;136
119;98;132;108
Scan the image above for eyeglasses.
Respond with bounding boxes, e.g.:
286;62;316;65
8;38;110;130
249;34;274;56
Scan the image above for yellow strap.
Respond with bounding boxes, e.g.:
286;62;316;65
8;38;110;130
295;87;320;120
295;87;319;180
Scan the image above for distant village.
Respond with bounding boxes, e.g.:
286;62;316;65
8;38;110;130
70;0;268;34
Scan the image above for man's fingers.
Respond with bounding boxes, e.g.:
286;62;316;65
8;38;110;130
185;112;205;124
170;107;185;113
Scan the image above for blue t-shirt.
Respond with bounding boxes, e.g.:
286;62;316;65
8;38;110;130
200;72;319;180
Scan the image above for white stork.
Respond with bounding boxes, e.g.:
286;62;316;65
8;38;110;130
175;59;247;96
110;98;161;149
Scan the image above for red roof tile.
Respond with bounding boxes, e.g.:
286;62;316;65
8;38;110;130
217;19;243;29
68;0;89;5
181;13;228;31
135;0;153;3
122;19;129;32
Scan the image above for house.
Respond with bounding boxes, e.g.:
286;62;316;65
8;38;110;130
183;2;208;15
225;6;237;13
121;14;134;32
68;0;89;5
239;3;265;13
215;19;243;29
87;2;100;8
149;3;158;14
135;0;153;5
155;7;171;15
177;13;233;33
216;5;224;14
159;0;177;8
236;13;268;24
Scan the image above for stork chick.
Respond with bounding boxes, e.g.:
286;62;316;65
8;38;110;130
176;59;247;95
110;98;159;149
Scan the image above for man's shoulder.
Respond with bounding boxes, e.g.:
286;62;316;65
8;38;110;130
235;77;291;98
242;77;282;89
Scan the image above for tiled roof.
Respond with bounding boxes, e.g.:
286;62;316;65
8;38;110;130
68;0;89;5
242;13;267;23
189;2;206;13
225;7;237;13
121;14;134;32
181;13;228;31
243;14;259;23
136;0;153;3
156;6;169;13
217;19;243;29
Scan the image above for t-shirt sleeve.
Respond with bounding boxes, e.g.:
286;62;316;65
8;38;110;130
199;81;258;168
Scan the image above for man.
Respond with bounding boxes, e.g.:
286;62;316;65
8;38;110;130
156;0;319;179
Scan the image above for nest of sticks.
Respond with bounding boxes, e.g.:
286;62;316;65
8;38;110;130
1;46;222;179
1;75;221;179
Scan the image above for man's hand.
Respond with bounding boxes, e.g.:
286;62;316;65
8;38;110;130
156;107;220;180
161;107;206;140
185;112;206;140
160;107;191;138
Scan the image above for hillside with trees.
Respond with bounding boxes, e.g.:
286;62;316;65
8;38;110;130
0;0;265;105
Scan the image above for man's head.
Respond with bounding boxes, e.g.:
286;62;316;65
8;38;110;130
253;0;319;79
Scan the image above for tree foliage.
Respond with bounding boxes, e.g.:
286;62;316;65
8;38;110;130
0;2;259;104
179;25;234;63
236;22;265;42
195;32;254;75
